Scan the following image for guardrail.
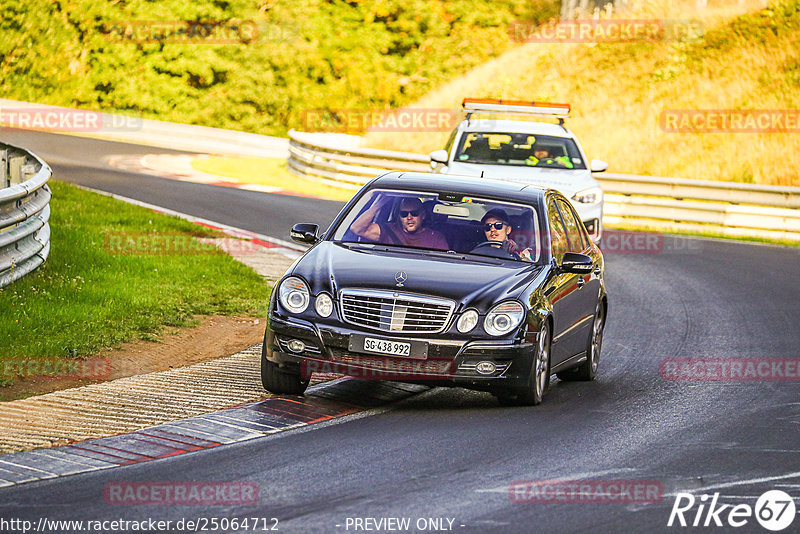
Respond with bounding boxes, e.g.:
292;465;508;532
0;143;52;287
288;129;800;242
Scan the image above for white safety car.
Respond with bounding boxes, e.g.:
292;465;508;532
429;98;607;242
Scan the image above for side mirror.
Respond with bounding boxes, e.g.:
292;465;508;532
429;149;449;165
560;252;593;274
590;159;608;173
290;223;319;245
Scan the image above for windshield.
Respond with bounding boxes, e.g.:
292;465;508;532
331;189;543;263
454;132;586;170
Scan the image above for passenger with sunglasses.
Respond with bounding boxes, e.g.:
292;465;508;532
350;196;449;250
476;208;533;261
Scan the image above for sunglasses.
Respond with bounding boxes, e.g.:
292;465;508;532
400;210;420;218
484;222;506;231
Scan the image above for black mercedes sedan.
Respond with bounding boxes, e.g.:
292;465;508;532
261;172;607;405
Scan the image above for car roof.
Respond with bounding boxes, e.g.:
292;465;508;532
456;118;574;139
369;171;555;204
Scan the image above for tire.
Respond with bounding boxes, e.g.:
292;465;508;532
497;322;551;406
260;339;309;395
558;301;604;382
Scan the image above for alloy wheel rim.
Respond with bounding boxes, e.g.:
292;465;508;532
590;307;604;373
536;327;548;396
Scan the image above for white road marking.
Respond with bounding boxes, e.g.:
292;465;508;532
665;471;800;497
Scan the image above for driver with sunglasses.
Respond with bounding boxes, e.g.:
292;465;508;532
477;208;533;262
351;196;449;250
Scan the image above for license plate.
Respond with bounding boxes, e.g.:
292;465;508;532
348;335;428;359
363;337;410;356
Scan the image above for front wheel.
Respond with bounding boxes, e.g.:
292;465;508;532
261;337;309;395
499;322;551;406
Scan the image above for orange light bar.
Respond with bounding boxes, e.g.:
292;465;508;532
462;98;570;118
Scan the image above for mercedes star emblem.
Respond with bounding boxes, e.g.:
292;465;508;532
394;271;407;287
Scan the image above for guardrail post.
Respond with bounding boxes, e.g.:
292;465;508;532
9;156;25;185
21;164;37;180
0;150;7;188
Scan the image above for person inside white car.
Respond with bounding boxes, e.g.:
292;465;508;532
527;145;574;168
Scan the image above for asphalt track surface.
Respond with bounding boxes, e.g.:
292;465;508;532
1;129;344;241
1;130;799;533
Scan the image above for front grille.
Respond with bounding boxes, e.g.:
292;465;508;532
339;289;455;334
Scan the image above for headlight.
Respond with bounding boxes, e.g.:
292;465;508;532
457;309;479;333
278;277;309;313
572;187;603;204
315;293;333;317
484;301;525;336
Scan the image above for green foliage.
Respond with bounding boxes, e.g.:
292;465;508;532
688;0;800;57
0;0;558;135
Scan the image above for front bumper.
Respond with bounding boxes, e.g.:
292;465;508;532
266;314;538;394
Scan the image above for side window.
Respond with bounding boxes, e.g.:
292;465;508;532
557;200;586;252
548;201;568;263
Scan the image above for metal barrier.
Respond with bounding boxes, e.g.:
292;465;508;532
288;130;429;190
0;143;52;287
288;129;800;242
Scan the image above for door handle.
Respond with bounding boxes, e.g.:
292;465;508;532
593;266;601;276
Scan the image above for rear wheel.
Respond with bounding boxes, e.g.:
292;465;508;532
260;337;309;395
498;322;551;406
558;301;604;382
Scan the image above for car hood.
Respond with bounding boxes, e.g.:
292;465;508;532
445;162;597;197
291;241;544;311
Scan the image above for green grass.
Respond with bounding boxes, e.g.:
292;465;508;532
0;0;559;137
0;181;271;386
192;156;356;201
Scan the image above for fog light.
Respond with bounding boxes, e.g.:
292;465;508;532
287;339;306;353
475;361;496;375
